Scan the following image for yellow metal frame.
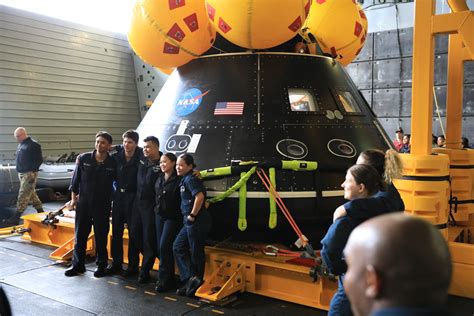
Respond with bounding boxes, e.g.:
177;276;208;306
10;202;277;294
408;0;474;299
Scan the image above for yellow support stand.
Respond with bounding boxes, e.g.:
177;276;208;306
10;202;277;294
433;148;474;222
49;234;95;261
196;260;246;302
194;247;337;310
393;154;450;237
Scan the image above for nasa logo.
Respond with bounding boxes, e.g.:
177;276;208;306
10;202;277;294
175;88;209;116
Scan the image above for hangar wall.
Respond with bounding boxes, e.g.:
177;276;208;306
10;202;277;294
346;27;474;143
0;5;140;163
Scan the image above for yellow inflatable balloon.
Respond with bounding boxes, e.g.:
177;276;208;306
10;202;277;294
302;0;368;66
205;0;311;49
128;0;216;69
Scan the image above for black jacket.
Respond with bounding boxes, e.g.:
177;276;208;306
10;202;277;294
154;171;181;220
136;157;161;205
16;137;43;173
69;151;116;213
112;147;142;194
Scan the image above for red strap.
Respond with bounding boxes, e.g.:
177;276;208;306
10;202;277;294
256;168;306;241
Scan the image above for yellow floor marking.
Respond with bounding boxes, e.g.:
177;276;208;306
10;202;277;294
211;309;225;314
144;291;156;296
107;281;118;285
186;303;200;308
164;296;177;301
125;285;137;290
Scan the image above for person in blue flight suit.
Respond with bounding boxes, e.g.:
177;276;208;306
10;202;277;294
65;131;117;277
135;136;162;283
333;149;404;222
322;164;383;316
173;154;212;297
105;130;142;276
344;213;451;316
154;153;182;292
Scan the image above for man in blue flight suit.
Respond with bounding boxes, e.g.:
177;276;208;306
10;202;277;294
105;130;142;276
134;136;161;283
65;131;117;277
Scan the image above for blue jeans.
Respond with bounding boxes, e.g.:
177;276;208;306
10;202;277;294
155;214;180;282
329;275;353;316
173;211;211;281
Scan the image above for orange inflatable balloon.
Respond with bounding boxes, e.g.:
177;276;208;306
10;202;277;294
302;0;368;66
128;0;216;69
205;0;311;49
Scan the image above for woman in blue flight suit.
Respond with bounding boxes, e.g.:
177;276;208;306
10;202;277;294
322;164;383;316
173;154;212;297
333;149;404;222
154;153;182;292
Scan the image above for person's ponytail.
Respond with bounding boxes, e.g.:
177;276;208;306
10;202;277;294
384;149;402;184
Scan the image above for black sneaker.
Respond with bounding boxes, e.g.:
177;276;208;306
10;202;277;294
155;279;175;293
176;283;188;296
64;265;86;277
138;273;151;284
105;264;122;275
122;267;138;277
186;276;203;297
94;267;107;278
36;208;44;213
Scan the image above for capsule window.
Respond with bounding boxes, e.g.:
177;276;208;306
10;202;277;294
337;91;361;113
288;89;318;112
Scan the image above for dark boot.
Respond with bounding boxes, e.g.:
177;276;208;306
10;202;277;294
105;264;122;275
65;265;86;277
155;278;175;293
137;272;151;284
186;276;204;297
94;266;107;278
36;208;44;213
122;267;138;277
176;283;188;296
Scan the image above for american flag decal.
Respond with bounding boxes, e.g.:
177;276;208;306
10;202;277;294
214;102;244;115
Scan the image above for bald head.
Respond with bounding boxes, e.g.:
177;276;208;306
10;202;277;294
343;213;451;316
14;127;28;143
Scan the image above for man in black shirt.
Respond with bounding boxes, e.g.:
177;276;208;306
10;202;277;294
3;127;44;225
106;130;142;276
135;136;161;283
